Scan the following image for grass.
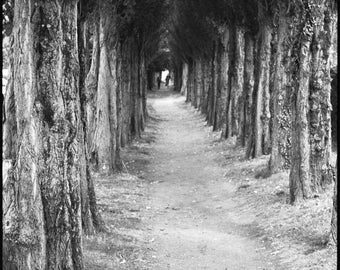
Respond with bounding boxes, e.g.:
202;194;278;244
83;173;152;270
211;131;337;270
83;115;159;269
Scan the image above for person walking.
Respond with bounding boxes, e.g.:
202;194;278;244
165;74;171;89
157;76;161;89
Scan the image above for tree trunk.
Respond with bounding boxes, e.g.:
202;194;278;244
200;58;209;115
289;31;313;204
268;11;290;174
254;22;272;157
85;19;100;169
192;60;198;108
225;28;236;138
186;59;193;103
331;157;337;245
4;1;84;269
121;39;132;146
78;14;105;234
309;2;336;192
208;42;217;127
220;26;231;139
2;39;16;160
232;26;245;140
196;59;202;110
181;63;188;96
78;16;95;235
242;32;255;148
91;13;118;173
213;40;223;131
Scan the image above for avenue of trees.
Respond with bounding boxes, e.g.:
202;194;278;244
168;0;337;242
1;0;337;269
2;0;167;268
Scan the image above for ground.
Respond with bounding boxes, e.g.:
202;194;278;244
83;87;336;270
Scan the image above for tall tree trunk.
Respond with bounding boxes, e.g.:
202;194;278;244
268;9;290;174
254;21;272;157
92;13;118;173
200;58;209;115
78;14;105;234
181;63;188;96
242;32;255;148
4;1;84;269
225;28;236;138
232;26;245;140
2;38;16;160
213;40;223;131
220;26;231;139
309;2;336;192
121;39;132;146
85;19;100;169
209;41;217;127
196;59;202;110
331;157;337;245
78;16;94;235
289;26;313;204
186;59;193;103
192;60;198;108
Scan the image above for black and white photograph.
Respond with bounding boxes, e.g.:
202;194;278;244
2;0;338;269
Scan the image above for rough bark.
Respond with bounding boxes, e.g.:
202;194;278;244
331;157;337;245
85;19;100;168
254;22;272;157
192;60;198;108
121;38;132;146
186;59;193;103
181;63;188;96
200;58;209;115
78;16;94;235
268;10;290;174
242;32;255;148
196;59;202;110
207;42;216;127
213;40;223;131
289;28;313;204
78;14;105;234
4;1;84;269
91;13;118;173
309;1;336;191
2;44;17;160
232;26;245;140
220;26;231;139
225;28;236;138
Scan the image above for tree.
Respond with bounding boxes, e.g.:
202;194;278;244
330;157;337;245
3;1;83;268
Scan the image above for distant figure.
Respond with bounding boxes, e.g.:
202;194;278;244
157;76;161;89
165;74;171;88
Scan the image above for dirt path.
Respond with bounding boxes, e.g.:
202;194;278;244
143;89;278;270
84;88;335;269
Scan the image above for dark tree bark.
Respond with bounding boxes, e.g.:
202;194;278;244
78;11;105;234
289;21;313;204
331;157;337;245
254;21;272;157
91;12;119;173
309;2;336;192
242;32;255;148
4;1;84;269
213;40;223;131
220;26;231;139
2;39;16;160
180;63;188;96
85;19;100;169
268;6;290;175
